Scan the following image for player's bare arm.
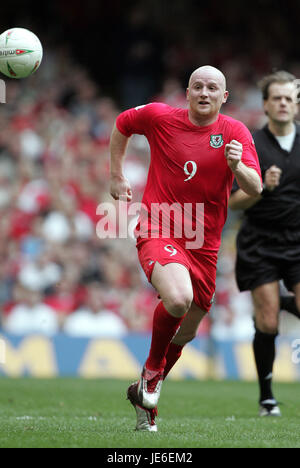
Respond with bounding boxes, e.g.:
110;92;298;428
110;123;133;202
225;139;262;197
229;164;282;210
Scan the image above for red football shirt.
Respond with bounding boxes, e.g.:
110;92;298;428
116;103;261;252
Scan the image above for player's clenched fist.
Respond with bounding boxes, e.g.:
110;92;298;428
225;140;243;171
110;174;133;202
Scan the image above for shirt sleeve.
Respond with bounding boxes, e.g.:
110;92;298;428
231;121;262;182
116;103;162;137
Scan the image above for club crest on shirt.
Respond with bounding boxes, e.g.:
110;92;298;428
210;134;224;148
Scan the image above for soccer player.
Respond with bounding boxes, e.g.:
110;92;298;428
110;65;262;431
229;70;300;417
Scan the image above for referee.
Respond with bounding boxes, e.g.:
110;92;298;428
229;70;300;416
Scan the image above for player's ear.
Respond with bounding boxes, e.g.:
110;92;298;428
223;90;229;103
293;99;299;117
263;99;269;116
186;88;190;102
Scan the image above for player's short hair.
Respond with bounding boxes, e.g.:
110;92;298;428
258;70;297;100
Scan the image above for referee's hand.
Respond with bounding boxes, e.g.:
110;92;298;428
264;165;282;191
225;140;243;171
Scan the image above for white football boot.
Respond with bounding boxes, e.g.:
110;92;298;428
127;382;158;432
137;366;164;409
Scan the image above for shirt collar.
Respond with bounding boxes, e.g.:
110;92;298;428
263;122;300;138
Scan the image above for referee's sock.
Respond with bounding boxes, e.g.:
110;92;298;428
253;328;278;402
280;295;300;319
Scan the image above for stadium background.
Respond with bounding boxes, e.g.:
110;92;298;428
0;0;300;380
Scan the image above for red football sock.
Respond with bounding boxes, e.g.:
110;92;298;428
145;301;185;372
163;342;184;380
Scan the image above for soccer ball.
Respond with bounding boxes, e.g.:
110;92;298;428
0;28;43;79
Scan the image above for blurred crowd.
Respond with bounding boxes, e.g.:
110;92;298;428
0;49;162;337
1;1;300;338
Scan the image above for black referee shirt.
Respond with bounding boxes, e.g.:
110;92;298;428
232;123;300;230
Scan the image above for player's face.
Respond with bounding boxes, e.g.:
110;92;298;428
264;82;299;124
186;72;228;124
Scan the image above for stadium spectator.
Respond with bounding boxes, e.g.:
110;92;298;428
2;285;59;336
17;248;62;292
62;282;128;338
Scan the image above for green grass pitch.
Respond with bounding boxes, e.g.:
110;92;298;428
0;378;299;448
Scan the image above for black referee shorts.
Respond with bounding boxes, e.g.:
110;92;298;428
235;222;300;292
